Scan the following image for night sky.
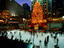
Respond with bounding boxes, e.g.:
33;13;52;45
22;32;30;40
15;0;31;9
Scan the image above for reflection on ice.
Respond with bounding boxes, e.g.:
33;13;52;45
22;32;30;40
6;30;64;48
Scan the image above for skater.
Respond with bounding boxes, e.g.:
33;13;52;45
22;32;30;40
57;38;59;45
54;44;59;48
47;36;49;42
44;38;47;46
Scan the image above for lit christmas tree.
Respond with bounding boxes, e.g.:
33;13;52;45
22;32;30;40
31;0;47;30
31;0;44;24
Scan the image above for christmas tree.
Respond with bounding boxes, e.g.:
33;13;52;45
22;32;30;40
31;0;44;24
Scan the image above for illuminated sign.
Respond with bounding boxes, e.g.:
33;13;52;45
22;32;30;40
50;23;63;28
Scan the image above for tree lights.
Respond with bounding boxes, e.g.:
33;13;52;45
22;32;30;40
31;0;47;24
31;0;44;24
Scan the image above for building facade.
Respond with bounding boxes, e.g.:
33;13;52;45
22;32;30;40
5;0;24;17
48;0;52;17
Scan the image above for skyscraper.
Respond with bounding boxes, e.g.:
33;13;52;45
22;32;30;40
48;0;52;17
52;0;63;18
56;0;63;17
52;0;56;17
0;0;6;10
5;0;24;17
43;0;48;18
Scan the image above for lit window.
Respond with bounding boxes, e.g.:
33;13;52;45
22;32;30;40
53;13;55;15
10;0;12;2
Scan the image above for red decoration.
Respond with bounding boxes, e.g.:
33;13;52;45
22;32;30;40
41;30;44;32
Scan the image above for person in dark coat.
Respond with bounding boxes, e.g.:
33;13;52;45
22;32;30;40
44;38;47;46
54;45;59;48
47;36;49;42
